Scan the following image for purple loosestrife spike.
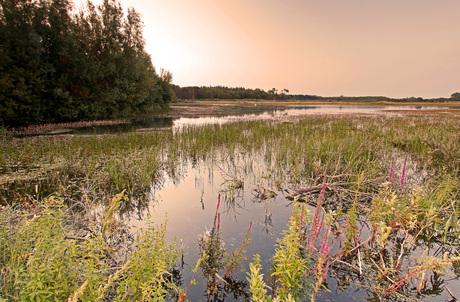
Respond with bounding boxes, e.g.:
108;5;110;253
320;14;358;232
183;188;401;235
400;157;407;192
319;182;327;200
217;213;220;230
248;221;252;230
315;221;323;237
322;265;330;279
217;194;221;210
389;165;394;183
320;242;330;257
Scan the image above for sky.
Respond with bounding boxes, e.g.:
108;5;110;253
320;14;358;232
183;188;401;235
77;0;460;98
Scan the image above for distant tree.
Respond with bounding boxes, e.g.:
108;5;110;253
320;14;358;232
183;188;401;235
280;88;289;100
451;92;460;99
268;88;278;100
171;85;272;100
268;88;278;94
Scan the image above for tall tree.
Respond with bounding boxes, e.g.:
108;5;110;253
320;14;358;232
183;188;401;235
0;0;44;126
0;0;174;127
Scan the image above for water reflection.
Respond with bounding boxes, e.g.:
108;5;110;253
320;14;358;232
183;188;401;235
171;105;452;130
18;104;455;136
129;159;294;301
128;151;460;301
73;117;174;134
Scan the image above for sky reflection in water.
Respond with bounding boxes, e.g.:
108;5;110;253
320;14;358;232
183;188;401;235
172;105;451;130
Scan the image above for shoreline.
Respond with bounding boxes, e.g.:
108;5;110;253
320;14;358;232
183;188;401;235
5;100;459;136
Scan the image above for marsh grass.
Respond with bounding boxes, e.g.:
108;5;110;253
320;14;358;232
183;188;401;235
2;114;458;198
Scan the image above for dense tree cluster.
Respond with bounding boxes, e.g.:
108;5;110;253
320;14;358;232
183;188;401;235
172;85;460;103
172;85;269;100
172;85;320;101
0;0;174;127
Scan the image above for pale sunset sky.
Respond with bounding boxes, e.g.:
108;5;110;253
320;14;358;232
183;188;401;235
77;0;460;98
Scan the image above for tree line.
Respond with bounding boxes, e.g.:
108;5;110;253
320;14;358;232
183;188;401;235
0;0;174;127
172;85;460;103
172;85;320;101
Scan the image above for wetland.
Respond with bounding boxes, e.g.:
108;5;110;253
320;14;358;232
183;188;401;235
1;102;459;301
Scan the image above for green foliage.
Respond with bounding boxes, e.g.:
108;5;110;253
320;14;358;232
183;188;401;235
0;196;80;300
198;222;226;294
247;255;285;302
114;221;181;301
269;204;312;301
0;0;174;127
193;197;252;301
343;201;358;254
0;193;181;301
347;176;460;299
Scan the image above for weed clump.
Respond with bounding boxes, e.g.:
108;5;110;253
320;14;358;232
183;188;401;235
0;192;181;301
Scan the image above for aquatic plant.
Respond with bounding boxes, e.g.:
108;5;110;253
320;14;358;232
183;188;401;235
247;161;459;301
178;195;253;301
198;195;227;299
269;203;312;300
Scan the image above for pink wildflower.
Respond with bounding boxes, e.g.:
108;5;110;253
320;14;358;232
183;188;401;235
319;242;330;256
322;265;330;279
400;157;407;192
389;165;394;182
319;182;327;200
315;220;323;237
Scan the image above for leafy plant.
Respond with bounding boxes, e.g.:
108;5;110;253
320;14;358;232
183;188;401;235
0;192;182;301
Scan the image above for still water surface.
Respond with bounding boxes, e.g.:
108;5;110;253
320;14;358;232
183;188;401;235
65;104;455;135
133;158;455;301
171;104;451;130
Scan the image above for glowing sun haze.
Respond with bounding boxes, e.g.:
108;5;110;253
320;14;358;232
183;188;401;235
77;0;460;98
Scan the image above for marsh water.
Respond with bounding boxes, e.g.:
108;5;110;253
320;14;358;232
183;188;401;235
132;155;457;302
122;104;459;301
132;157;370;301
170;104;424;130
50;104;456;135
